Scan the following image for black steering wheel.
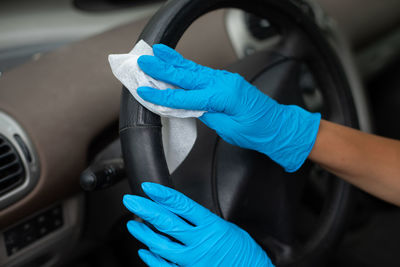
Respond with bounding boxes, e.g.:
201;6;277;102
119;0;359;266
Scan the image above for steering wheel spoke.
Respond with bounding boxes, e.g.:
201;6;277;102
276;29;311;60
120;0;362;265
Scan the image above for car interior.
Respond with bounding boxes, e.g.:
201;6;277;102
0;0;400;266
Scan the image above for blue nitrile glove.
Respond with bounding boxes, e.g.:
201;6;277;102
137;44;321;172
123;182;274;267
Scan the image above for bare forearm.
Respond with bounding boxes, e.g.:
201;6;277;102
309;120;400;206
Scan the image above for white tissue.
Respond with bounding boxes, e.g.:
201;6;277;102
108;40;204;173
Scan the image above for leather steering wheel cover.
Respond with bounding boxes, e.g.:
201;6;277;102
119;0;359;265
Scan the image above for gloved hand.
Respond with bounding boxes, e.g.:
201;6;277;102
123;182;274;267
137;44;321;172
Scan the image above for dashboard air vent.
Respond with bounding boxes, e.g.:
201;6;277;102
0;134;25;194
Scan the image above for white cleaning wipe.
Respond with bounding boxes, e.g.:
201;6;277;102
108;40;205;173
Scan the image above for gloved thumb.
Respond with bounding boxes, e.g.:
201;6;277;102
141;182;217;226
137;86;209;111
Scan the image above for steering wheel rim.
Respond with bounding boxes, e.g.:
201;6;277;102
119;0;359;266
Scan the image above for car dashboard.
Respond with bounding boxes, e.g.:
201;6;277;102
0;0;399;266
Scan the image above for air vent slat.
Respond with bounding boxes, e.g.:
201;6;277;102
0;150;13;159
0;144;10;154
0;171;22;185
0;134;25;195
0;160;19;172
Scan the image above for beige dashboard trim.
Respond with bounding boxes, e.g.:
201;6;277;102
0;10;236;229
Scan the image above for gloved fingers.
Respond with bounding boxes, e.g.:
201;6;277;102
152;44;198;70
142;182;218;226
138;55;208;90
137;87;209;111
127;220;183;257
153;44;216;77
138;249;178;267
123;195;193;243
